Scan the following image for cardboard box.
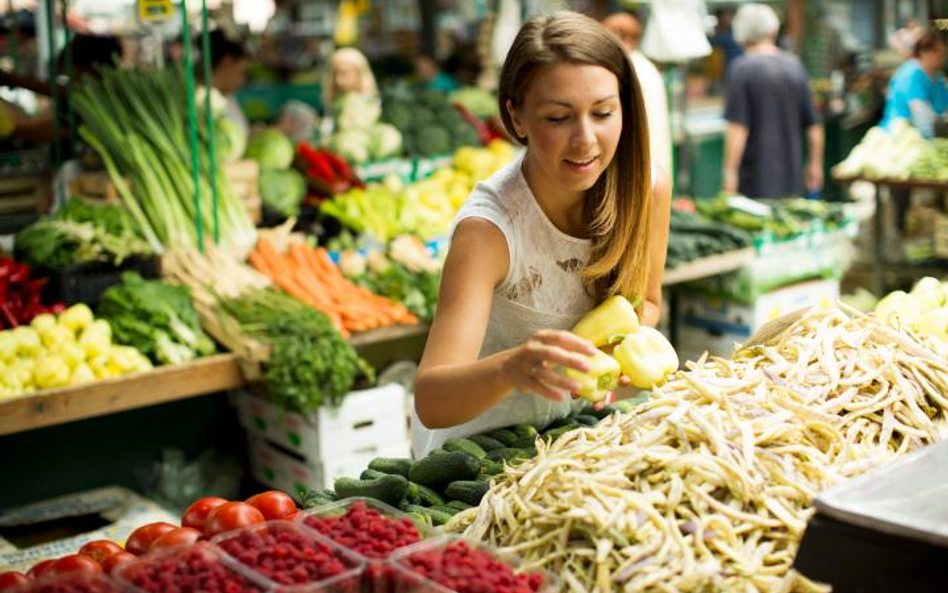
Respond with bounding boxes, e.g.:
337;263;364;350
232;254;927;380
677;278;840;363
247;436;410;492
0;487;177;572
232;383;409;462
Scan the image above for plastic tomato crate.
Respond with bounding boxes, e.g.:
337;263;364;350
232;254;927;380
389;535;558;593
212;520;364;593
114;542;270;593
297;498;434;593
19;571;124;593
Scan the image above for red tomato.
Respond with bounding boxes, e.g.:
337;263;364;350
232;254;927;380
78;540;124;564
181;497;227;532
0;572;30;591
124;522;177;556
27;560;55;579
245;491;298;521
204;502;265;536
149;527;202;551
100;551;137;575
48;554;102;575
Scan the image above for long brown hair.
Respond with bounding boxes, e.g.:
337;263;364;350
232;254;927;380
498;11;652;302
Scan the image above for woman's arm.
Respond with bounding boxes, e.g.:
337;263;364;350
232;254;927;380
415;218;596;429
640;167;672;327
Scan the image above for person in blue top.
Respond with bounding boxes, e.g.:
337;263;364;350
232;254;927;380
880;28;948;138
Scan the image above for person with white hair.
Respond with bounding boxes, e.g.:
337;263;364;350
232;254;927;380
722;3;823;198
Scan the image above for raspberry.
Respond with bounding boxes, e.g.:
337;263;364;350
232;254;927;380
120;546;263;593
401;541;547;593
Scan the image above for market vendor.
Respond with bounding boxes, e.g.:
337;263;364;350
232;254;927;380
207;30;251;140
879;28;948;138
722;3;823;199
412;12;671;456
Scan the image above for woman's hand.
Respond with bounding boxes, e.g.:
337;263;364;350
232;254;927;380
501;329;598;401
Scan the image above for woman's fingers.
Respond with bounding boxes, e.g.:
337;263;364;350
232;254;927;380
525;343;591;372
525;377;567;402
533;329;597;355
534;366;580;393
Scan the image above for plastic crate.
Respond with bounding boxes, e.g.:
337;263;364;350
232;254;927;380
213;520;363;593
40;256;160;307
297;498;435;593
389;535;558;593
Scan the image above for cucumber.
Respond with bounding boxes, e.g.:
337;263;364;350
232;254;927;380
543;424;579;442
488;428;519;447
442;438;488;459
334;474;409;507
412;482;446;507
486;447;533;463
468;434;506;452
545;416;577;430
430;505;460;517
573;414;599;426
300;489;338;508
512;434;538;449
404;504;454;526
405;481;421;505
408;451;480;487
445;480;490;506
478;459;505;477
446;500;473;511
512;424;539;438
368;457;414;478
360;468;387;480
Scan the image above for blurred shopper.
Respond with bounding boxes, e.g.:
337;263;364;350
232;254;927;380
879;28;948;138
889;17;926;59
723;4;823;198
414;53;460;93
208;30;251;139
709;9;743;75
602;11;672;175
322;47;378;109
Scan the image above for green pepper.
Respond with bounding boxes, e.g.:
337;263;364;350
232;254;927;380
571;295;640;347
564;349;621;403
612;326;679;389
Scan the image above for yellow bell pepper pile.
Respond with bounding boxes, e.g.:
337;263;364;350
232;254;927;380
566;295;680;402
0;304;152;399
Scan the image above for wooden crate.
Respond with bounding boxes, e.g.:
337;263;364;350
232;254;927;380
0;173;51;214
69;160;261;224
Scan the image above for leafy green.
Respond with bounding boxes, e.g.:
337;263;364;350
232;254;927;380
219;289;375;411
246;128;295;171
355;262;440;321
259;169;307;216
14;198;151;269
97;272;216;365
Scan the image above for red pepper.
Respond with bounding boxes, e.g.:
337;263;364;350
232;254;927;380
320;150;362;187
452;103;492;146
0;302;19;328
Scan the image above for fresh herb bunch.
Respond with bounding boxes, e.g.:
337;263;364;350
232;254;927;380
220;288;375;411
355;263;440;321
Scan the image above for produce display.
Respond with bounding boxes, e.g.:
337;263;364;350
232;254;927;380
0;258;64;329
321;140;516;242
665;206;753;269
249;236;418;336
247;128;307;217
835;120;948;181
0;304;152;397
73;66;256;252
874;276;948;348
297;142;364;199
449;87;498;120
382;81;481;157
327;93;403;164
337;235;442;321
696;195;849;239
396;539;548;593
14;199;151;270
450;305;948;593
97;273;216;365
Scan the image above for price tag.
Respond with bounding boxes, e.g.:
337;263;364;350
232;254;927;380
137;0;174;22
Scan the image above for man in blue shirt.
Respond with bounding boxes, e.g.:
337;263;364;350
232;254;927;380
880;29;948;138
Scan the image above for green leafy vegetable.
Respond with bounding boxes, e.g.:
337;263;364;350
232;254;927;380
259;169;307;216
246;128;295;171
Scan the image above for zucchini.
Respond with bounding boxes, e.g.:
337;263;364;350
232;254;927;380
512;424;539;438
334;474;409;507
446;500;473;511
408;451;480;487
368;457;414;477
445;480;490;506
404;504;453;526
360;468;388;480
442;437;488;459
488;428;519;446
468;434;506;452
412;482;446;507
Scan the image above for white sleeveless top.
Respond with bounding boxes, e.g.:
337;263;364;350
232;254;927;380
411;153;598;456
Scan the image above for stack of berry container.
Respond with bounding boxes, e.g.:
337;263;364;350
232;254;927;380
114;544;271;593
16;571;125;593
295;498;433;593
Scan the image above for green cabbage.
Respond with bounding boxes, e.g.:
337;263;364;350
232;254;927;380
329;128;372;164
368;123;403;160
259;169;307;216
246;128;294;170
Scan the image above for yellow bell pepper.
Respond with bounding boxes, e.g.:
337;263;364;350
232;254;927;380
59;303;95;334
564;349;621;403
572;296;640;347
613;326;679;389
35;354;71;389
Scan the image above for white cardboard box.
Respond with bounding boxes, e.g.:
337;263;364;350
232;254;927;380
0;487;177;572
247;436;410;492
232;383;409;462
677;278;840;363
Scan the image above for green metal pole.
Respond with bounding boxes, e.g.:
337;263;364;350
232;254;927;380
181;0;205;251
44;0;62;206
200;0;220;244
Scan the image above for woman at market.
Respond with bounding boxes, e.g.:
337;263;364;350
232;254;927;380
321;47;379;109
412;11;671;456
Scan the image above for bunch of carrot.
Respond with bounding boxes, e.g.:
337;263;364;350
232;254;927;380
249;238;418;337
